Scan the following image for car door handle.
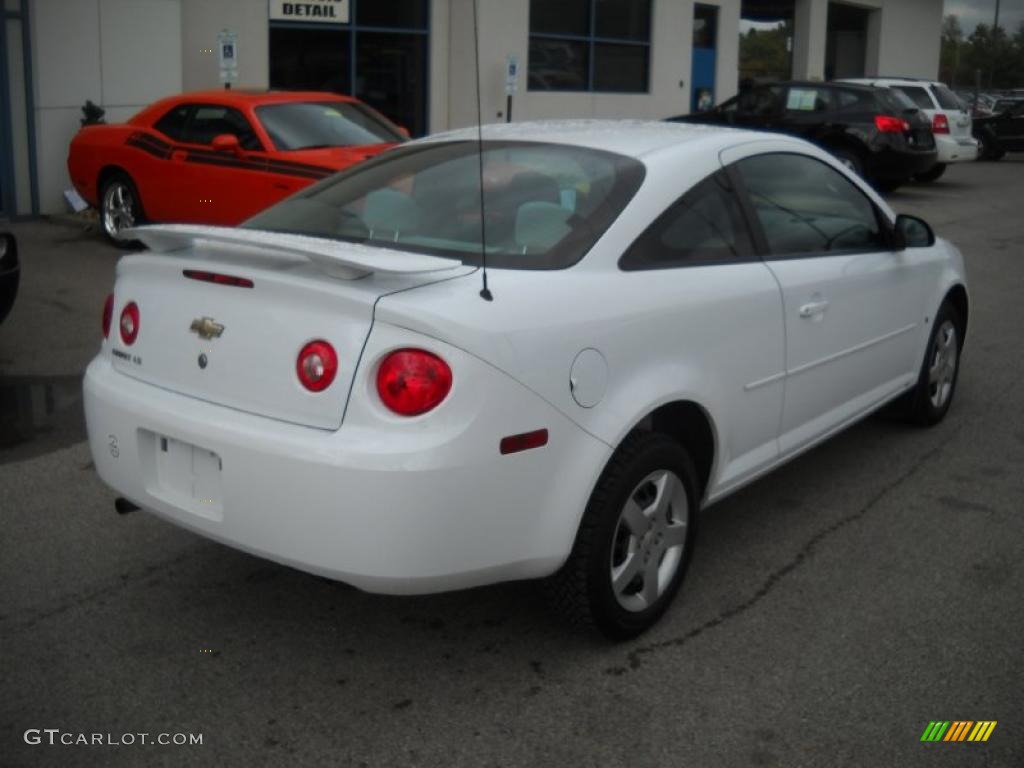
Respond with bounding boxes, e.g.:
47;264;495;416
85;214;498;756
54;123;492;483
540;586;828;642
171;150;187;162
799;300;829;318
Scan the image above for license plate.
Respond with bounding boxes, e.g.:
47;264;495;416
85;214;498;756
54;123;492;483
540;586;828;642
147;432;224;520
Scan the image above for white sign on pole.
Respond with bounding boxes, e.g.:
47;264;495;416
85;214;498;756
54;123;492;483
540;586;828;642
505;54;519;96
269;0;349;24
218;29;238;84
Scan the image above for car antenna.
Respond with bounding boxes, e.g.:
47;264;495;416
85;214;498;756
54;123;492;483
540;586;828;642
472;0;493;301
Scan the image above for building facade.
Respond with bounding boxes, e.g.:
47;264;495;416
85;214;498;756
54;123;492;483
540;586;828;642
0;0;944;217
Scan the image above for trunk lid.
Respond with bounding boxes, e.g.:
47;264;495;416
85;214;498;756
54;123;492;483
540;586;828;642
109;228;472;430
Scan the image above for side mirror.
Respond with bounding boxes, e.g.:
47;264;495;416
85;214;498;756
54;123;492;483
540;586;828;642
894;214;935;249
211;133;242;155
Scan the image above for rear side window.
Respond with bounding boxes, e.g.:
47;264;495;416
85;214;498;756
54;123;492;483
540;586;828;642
836;88;875;113
620;172;754;269
736;153;885;257
892;85;934;110
931;84;963;110
154;105;190;141
186;105;262;150
784;86;833;114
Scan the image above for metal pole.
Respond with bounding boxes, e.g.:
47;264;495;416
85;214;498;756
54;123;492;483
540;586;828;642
994;0;1001;31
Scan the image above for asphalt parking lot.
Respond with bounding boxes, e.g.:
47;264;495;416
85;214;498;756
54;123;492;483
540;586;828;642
2;159;1022;767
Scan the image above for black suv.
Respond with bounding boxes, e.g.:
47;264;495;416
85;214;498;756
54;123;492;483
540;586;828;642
669;81;937;192
974;98;1024;160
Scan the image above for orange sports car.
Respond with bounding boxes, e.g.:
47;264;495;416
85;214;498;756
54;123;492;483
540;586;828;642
68;90;407;244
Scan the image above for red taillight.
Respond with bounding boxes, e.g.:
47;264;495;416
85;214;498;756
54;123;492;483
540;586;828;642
875;115;909;133
500;429;549;455
102;293;114;338
376;349;453;416
296;340;338;392
119;302;139;345
183;269;254;288
932;114;950;134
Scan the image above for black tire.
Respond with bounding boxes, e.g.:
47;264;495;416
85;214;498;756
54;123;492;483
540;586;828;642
914;163;947;183
830;147;864;177
544;432;699;640
99;172;146;248
976;133;1004;161
897;301;964;426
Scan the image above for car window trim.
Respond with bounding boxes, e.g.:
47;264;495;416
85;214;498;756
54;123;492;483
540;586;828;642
728;151;896;262
617;169;762;271
179;103;266;152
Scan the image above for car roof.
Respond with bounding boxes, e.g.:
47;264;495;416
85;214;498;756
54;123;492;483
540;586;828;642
416;119;800;160
839;77;944;88
147;89;359;111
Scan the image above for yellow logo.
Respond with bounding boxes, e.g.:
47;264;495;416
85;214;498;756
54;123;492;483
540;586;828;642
189;317;225;340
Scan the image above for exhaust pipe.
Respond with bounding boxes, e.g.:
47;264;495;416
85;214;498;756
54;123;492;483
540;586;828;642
114;497;140;515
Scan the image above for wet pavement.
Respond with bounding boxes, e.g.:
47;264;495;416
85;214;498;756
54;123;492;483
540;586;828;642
0;375;85;464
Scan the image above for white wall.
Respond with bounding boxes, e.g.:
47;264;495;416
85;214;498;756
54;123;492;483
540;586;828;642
30;0;182;213
442;0;741;132
181;0;268;91
870;0;943;79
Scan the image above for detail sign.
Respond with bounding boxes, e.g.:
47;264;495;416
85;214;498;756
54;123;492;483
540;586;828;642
269;0;349;24
505;54;519;96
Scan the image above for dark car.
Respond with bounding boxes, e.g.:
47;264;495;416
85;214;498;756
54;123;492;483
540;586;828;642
974;99;1024;160
669;81;937;192
0;232;18;324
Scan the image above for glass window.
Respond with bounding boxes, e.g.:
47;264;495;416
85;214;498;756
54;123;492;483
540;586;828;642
693;4;717;49
186;106;262;150
528;39;589;91
256;102;403;150
243;141;645;270
595;0;651;41
355;0;427;29
355;32;427;134
530;0;590;36
878;88;917;113
892;85;934;110
528;0;651;92
269;26;352;95
784;86;832;114
593;43;648;92
931;84;962;111
154;105;190;141
731;85;785;117
737;154;884;257
621;173;754;269
836;88;875;112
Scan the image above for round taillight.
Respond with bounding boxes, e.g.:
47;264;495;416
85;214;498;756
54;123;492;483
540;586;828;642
376;349;453;416
296;340;338;392
102;294;114;338
119;301;139;345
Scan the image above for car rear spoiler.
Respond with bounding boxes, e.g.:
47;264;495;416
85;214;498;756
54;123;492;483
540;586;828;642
121;224;462;280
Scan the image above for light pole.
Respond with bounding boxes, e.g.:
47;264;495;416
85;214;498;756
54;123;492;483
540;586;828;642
994;0;1001;31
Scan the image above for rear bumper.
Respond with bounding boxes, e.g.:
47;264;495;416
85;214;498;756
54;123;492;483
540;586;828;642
934;133;979;164
867;147;937;180
83;334;610;594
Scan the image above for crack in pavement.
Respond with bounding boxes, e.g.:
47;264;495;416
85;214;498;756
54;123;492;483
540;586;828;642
623;433;955;672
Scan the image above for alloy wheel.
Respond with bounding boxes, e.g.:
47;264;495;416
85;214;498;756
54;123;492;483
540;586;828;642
102;182;136;239
609;469;689;612
928;320;958;409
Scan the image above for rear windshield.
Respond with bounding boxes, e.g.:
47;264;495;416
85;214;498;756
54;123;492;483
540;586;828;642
931;84;963;111
876;88;918;114
892;85;934;110
256;101;404;150
243;140;646;270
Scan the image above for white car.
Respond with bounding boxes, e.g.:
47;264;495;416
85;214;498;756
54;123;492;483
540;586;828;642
84;121;968;639
840;77;979;181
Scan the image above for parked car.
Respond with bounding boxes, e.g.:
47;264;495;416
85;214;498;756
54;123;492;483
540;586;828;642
973;98;1024;160
68;90;408;245
84;122;967;639
956;91;997;118
838;77;977;181
668;81;936;191
0;232;18;324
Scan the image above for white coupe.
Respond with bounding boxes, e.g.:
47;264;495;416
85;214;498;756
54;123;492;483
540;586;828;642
84;121;968;639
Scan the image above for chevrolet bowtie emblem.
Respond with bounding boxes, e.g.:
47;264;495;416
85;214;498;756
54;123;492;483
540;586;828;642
190;317;225;340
